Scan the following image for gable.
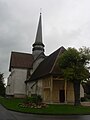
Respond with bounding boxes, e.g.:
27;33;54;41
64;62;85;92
26;46;65;82
9;52;34;71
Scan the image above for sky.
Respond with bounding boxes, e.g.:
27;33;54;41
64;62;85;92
0;0;90;84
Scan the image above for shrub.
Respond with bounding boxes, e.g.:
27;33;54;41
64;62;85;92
80;97;86;102
25;95;42;105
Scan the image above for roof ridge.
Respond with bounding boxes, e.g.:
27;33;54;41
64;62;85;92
49;46;65;73
11;51;33;55
33;52;46;62
27;46;65;82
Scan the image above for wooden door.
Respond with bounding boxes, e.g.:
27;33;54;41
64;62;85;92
59;90;65;103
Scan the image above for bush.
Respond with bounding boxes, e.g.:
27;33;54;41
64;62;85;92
85;94;90;99
80;97;86;102
25;95;42;105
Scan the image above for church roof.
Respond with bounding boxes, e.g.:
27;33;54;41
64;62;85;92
33;13;44;46
32;13;45;59
9;52;34;71
26;46;65;82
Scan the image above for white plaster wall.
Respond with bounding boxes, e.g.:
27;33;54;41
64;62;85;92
6;86;9;95
27;79;43;97
6;68;27;97
6;74;14;96
80;84;84;97
13;68;27;95
6;75;11;95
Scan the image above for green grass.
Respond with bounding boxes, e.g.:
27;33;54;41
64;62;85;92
0;97;90;115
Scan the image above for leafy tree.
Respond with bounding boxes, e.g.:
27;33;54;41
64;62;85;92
59;47;90;106
0;73;5;97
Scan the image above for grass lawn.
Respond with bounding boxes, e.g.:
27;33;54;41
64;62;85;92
0;97;90;115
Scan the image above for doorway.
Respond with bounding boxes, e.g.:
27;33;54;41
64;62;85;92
59;90;65;103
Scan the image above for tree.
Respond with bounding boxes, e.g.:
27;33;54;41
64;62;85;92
0;73;5;97
59;47;90;106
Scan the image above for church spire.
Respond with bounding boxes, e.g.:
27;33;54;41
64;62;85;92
34;12;42;44
32;13;45;59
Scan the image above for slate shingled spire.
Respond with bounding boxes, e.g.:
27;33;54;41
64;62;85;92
32;13;45;59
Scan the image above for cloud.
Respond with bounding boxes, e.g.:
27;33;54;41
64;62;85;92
0;0;34;78
0;0;90;84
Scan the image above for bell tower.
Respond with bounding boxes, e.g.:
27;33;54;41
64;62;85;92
32;13;45;60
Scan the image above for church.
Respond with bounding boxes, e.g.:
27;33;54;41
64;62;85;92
6;13;84;103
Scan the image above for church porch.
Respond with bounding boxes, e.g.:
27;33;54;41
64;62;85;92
42;76;74;104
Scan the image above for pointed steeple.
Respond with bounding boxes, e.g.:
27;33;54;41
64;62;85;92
32;13;45;59
34;12;43;44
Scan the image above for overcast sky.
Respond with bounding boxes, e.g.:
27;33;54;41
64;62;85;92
0;0;90;84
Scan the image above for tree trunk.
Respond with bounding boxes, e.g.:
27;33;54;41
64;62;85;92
73;80;81;106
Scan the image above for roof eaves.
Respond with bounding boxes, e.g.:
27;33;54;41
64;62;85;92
26;73;51;83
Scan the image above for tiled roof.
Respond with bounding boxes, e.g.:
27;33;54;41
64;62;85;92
27;46;65;82
9;52;34;71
